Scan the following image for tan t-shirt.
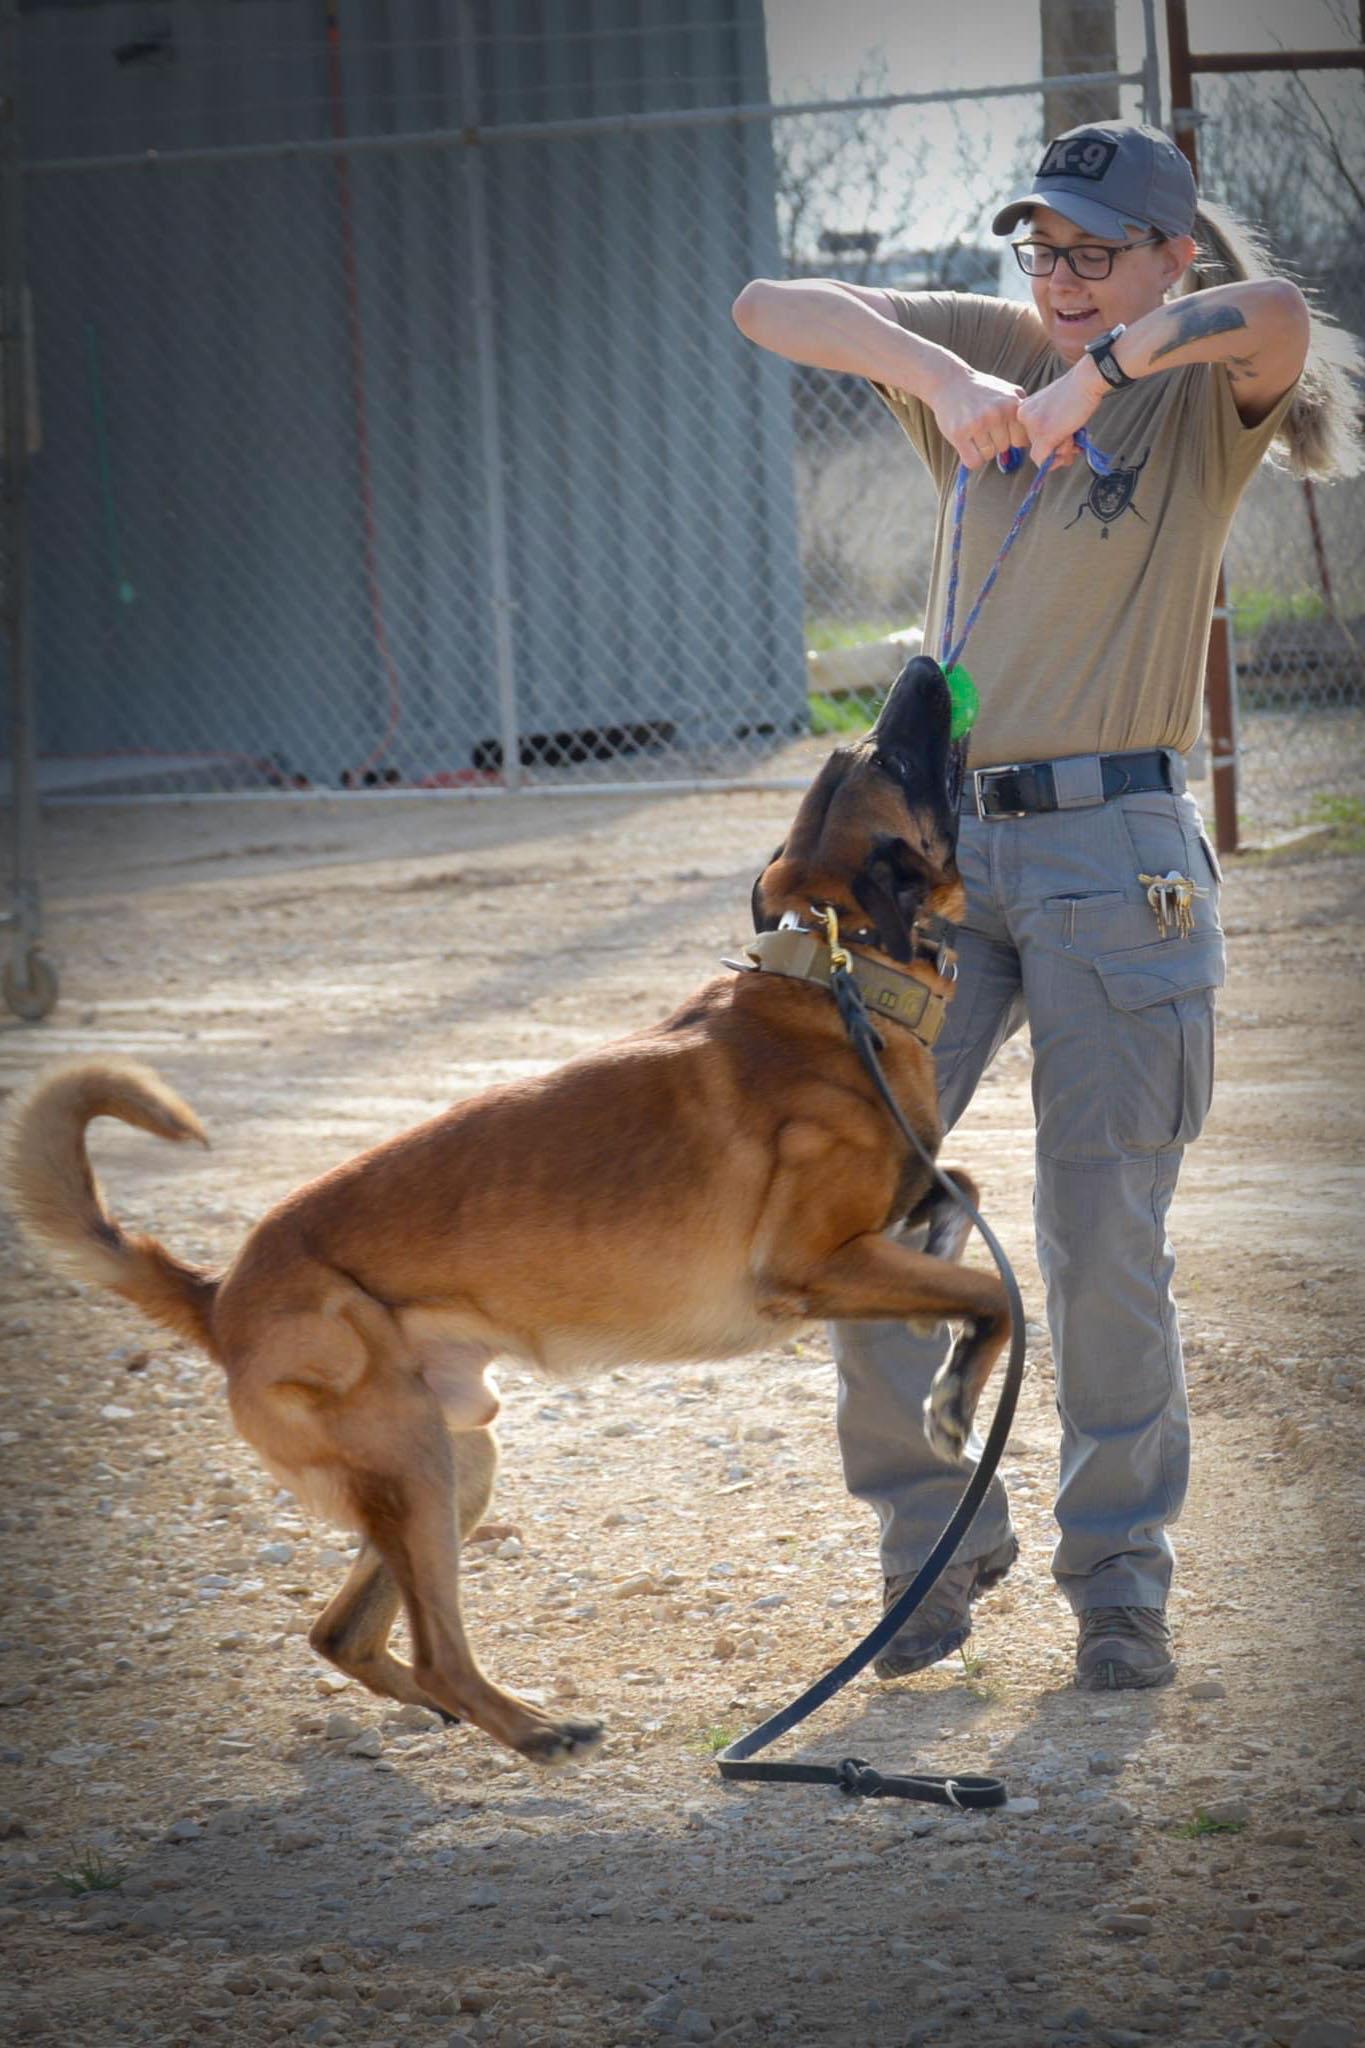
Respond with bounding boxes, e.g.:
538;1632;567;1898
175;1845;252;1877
873;292;1298;767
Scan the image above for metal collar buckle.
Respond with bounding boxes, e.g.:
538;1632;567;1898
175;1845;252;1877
973;765;1027;821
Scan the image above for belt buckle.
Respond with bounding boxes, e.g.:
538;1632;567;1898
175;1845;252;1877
973;764;1028;821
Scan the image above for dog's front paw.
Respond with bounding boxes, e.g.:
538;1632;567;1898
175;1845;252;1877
923;1373;971;1465
516;1716;605;1768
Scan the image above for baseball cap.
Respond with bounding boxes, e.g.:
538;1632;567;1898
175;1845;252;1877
991;120;1198;241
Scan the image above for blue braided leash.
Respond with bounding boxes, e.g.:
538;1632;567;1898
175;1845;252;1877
942;429;1114;673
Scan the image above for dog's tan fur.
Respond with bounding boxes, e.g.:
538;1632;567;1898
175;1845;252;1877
2;665;1010;1763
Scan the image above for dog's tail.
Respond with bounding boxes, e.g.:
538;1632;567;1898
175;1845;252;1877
3;1059;222;1359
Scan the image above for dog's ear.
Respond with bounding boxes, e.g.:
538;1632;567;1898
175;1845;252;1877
751;843;785;932
851;835;929;963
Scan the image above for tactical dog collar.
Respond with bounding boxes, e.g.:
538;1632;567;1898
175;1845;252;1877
726;928;951;1049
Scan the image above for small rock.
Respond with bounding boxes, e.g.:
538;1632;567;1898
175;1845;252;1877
641;1991;683;2030
1096;1912;1155;1937
164;1818;203;1843
1291;2023;1358;2048
1088;1753;1123;1777
346;1729;383;1759
1201;1798;1251;1827
0;1813;28;1838
1324;1941;1365;1969
275;1826;324;1853
674;2013;715;2044
1188;1679;1228;1700
613;1573;659;1598
99;1404;135;1421
0;1685;36;1708
1262;1826;1310;1848
712;1634;737;1661
257;1541;296;1565
466;1884;500;1910
393;1704;445;1732
323;1713;364;1743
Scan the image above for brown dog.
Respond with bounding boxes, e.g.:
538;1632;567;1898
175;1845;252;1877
4;658;1010;1764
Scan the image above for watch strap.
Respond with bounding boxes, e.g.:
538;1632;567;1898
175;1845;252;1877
1086;324;1136;390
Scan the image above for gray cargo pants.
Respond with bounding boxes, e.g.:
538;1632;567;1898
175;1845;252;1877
831;760;1225;1613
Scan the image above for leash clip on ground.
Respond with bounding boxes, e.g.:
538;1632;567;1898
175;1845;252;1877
716;909;1027;1811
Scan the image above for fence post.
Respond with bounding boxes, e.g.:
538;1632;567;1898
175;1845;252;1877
457;0;521;790
1165;0;1239;856
0;0;51;1012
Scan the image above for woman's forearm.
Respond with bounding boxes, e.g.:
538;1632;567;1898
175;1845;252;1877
731;278;964;403
1100;279;1310;389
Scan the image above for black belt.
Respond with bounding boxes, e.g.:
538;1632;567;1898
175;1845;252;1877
966;749;1175;820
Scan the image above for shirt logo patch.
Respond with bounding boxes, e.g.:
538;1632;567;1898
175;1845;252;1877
1065;448;1150;537
1038;134;1119;183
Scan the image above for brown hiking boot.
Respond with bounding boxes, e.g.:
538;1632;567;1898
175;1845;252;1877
873;1532;1019;1680
1075;1606;1176;1692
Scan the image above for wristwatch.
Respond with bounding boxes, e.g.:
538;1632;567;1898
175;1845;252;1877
1085;324;1137;390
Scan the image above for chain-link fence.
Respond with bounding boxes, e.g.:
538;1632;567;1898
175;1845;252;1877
1193;57;1365;839
7;4;1360;833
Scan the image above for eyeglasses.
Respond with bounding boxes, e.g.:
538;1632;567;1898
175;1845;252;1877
1013;236;1162;280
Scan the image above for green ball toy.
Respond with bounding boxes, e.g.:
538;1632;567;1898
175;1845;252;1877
945;664;980;741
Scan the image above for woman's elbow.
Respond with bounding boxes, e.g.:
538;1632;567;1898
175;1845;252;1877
732;278;782;342
1258;278;1312;357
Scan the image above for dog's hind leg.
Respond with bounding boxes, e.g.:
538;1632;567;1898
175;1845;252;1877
310;1544;447;1712
308;1424;500;1718
351;1424;605;1766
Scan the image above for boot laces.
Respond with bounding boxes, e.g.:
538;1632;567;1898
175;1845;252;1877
1081;1605;1170;1646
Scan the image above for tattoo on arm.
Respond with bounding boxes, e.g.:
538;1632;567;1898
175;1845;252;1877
1149;300;1251;365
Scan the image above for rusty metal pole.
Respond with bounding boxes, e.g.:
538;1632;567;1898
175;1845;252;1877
1164;0;1240;857
1040;0;1120;136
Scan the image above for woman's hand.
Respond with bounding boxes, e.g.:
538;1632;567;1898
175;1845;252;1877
1016;360;1105;469
930;368;1031;472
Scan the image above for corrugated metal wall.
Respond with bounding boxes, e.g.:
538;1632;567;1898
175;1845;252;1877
18;1;806;787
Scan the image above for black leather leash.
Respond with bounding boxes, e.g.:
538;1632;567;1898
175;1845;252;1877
716;922;1027;1810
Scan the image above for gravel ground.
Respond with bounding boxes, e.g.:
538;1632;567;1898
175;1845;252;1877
0;782;1361;2048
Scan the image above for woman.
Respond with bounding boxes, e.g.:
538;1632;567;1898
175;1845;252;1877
732;120;1359;1690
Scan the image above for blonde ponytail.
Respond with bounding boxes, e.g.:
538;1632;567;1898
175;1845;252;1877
1178;197;1363;481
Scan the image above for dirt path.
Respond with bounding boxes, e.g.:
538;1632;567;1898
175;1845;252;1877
1;788;1362;2048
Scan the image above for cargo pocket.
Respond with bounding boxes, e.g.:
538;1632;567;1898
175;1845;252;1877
1092;931;1225;1152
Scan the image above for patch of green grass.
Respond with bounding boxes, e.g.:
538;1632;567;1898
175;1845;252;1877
809;690;883;736
54;1846;126;1895
693;1723;741;1757
1309;793;1365;830
1177;1811;1248;1839
805;615;918;655
1242;792;1365;861
1228;585;1326;638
